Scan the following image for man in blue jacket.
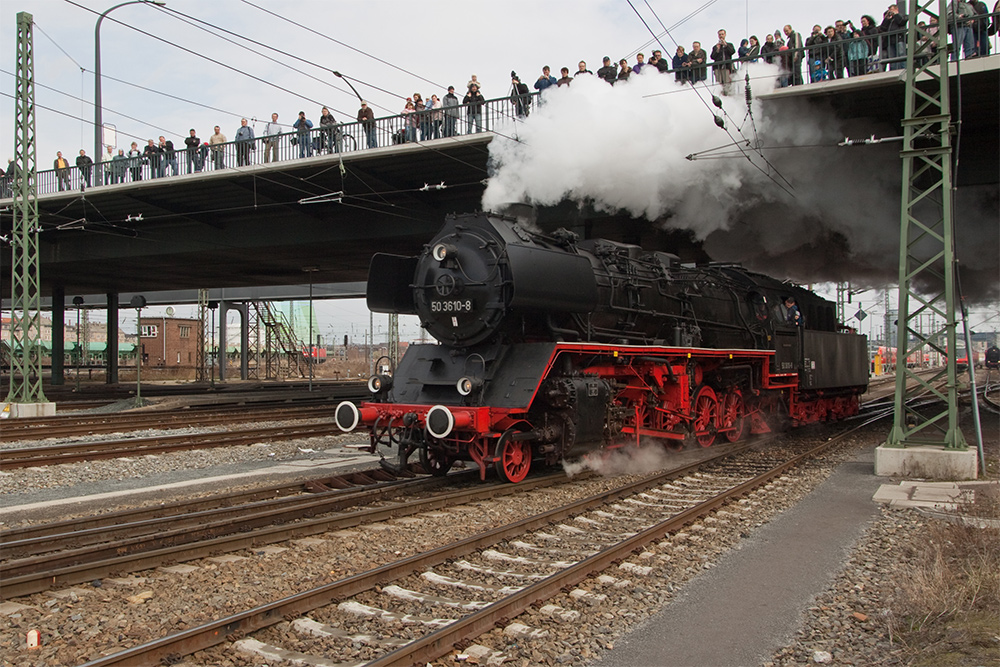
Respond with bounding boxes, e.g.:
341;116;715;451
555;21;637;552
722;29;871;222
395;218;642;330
534;65;557;103
293;111;313;157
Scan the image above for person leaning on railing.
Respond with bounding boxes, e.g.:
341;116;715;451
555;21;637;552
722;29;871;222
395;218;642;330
358;101;376;149
160;136;178;176
320;107;341;154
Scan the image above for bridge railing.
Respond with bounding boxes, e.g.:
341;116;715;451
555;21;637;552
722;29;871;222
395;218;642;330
664;15;997;87
4;94;535;197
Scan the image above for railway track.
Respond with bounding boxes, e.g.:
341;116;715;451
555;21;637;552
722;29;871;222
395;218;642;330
0;465;474;599
0;404;348;443
62;425;864;667
0;419;346;470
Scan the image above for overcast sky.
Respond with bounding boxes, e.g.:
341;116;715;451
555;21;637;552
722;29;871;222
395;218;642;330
2;1;995;344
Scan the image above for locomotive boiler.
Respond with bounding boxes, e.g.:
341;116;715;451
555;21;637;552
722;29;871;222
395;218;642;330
336;212;869;482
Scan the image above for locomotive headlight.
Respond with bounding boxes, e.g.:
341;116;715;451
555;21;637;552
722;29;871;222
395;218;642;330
456;376;482;396
367;374;393;394
432;243;457;262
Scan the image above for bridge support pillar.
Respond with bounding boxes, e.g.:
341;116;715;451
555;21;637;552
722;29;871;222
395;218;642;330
51;287;65;385
106;293;118;384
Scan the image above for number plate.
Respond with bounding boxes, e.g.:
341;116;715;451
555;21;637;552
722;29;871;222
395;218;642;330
430;299;474;313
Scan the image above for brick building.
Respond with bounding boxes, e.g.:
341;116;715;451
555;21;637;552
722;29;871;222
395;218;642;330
138;317;202;367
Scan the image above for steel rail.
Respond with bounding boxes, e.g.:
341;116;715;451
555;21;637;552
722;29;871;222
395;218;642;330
0;422;339;470
0;404;347;441
0;469;442;561
0;466;410;543
369;437;838;665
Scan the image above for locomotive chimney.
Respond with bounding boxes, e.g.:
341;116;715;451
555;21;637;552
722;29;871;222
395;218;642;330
495;202;538;228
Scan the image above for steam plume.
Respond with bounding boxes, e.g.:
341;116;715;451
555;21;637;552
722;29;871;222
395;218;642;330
483;66;998;304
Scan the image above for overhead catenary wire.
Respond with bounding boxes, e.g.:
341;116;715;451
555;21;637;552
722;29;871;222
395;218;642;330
627;0;721;59
637;0;796;191
54;0;510;170
86;70;251;123
239;0;447;93
62;0;334;115
148;4;382;118
0;91;157;148
625;0;795;197
0;69;183;141
154;3;526;149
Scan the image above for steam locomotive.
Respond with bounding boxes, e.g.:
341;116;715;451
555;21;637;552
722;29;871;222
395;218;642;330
335;212;869;482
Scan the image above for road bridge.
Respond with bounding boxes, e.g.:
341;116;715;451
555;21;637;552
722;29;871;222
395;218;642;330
2;60;997;383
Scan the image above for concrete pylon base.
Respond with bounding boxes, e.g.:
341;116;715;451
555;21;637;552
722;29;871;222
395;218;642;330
875;444;979;480
1;402;57;419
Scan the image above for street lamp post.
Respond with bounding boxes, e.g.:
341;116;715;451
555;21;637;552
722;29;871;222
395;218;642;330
303;267;319;392
129;295;146;403
94;0;165;186
72;296;84;391
207;301;218;387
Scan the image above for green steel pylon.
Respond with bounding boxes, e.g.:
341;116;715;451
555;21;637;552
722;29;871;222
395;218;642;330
6;12;48;406
885;0;964;450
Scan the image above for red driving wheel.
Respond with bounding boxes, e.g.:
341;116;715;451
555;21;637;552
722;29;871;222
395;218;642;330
494;429;531;483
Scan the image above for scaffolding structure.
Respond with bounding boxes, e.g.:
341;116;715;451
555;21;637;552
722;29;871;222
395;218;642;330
254;302;305;380
246;302;261;381
195;289;208;382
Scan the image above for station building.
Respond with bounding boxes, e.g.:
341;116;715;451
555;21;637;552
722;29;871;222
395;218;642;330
138;317;202;367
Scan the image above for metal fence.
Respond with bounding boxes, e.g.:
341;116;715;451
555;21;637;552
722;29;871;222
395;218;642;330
692;15;998;88
6;94;530;197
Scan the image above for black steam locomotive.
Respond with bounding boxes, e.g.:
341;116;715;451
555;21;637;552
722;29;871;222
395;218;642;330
336;212;869;482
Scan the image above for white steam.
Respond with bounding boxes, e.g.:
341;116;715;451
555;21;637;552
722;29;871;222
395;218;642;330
562;441;712;479
485;67;780;226
483;67;999;303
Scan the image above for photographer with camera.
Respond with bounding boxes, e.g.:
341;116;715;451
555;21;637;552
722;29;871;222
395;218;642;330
879;4;907;70
510;72;531;119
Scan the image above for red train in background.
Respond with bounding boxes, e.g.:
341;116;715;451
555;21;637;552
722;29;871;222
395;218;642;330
335;213;869;482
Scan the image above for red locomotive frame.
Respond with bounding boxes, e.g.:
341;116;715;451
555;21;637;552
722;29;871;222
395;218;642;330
342;341;861;483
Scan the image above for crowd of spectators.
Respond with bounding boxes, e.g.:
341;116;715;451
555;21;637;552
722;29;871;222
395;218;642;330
2;2;996;196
